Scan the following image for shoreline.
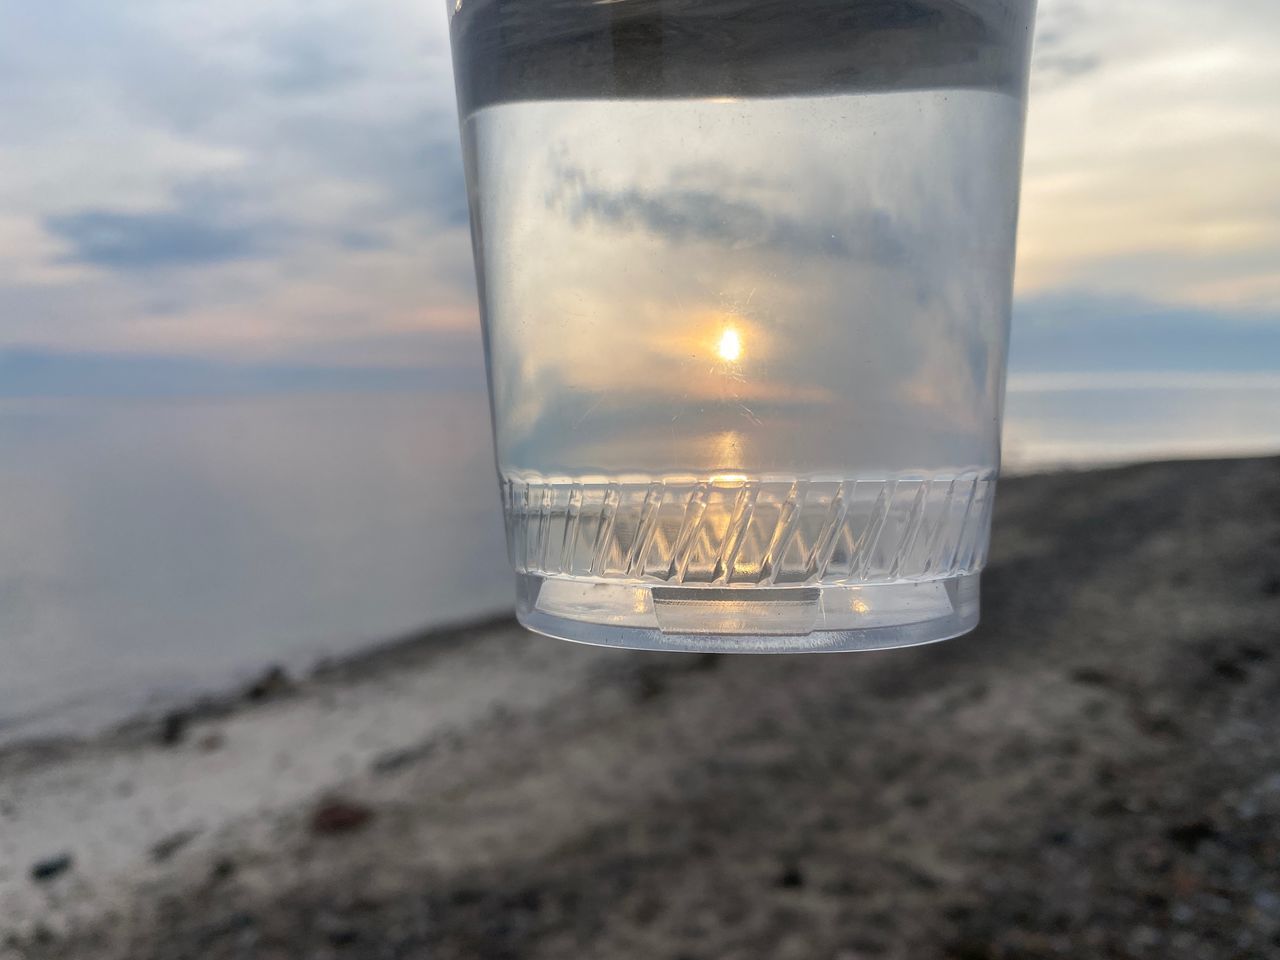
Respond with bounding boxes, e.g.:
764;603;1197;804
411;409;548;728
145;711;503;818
4;450;1272;754
0;611;519;764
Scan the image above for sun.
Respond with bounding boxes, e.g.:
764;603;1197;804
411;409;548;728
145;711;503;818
717;328;742;362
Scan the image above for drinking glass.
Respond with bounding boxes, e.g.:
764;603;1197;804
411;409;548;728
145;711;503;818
448;0;1038;652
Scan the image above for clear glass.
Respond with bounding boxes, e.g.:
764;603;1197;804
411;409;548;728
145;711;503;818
448;0;1037;652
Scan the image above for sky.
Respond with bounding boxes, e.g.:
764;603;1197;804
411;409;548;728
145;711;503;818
1;0;1279;386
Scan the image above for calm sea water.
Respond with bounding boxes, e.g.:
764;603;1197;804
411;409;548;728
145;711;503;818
0;380;1276;742
0;390;509;742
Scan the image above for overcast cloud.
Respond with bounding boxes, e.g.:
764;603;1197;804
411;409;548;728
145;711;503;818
0;0;1277;376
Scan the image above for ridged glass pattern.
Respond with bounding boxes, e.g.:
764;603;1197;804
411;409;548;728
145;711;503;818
502;473;995;586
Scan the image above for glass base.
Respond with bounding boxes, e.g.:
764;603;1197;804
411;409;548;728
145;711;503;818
515;573;980;654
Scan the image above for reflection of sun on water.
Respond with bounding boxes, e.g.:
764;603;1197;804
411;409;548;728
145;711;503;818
717;328;742;362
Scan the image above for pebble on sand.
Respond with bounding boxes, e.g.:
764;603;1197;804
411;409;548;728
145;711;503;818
150;829;200;863
309;798;374;835
244;665;293;703
30;853;73;883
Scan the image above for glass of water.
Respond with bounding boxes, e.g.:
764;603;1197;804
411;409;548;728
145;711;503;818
448;0;1037;652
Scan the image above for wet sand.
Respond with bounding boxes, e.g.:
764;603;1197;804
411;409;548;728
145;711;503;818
4;456;1279;960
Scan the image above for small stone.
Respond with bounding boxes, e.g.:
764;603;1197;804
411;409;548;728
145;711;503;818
1166;819;1219;852
210;857;236;881
370;742;434;775
151;829;199;862
310;798;374;835
1212;658;1248;683
632;669;666;702
160;710;189;746
947;938;995;960
1045;826;1074;846
1070;667;1114;687
245;665;293;702
691;653;721;671
776;865;806;889
30;853;73;883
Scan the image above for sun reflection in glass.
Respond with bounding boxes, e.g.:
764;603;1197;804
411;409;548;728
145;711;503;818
717;327;743;362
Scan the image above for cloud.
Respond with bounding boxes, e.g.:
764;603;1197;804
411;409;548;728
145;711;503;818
1031;1;1102;86
1018;0;1280;309
45;208;264;271
0;339;485;398
0;1;479;357
1;0;1278;377
1012;291;1280;374
264;22;366;96
548;163;905;264
273;111;470;228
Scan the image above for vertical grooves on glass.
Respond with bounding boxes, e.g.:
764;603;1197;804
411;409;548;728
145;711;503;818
716;484;760;584
919;477;957;578
560;483;583;574
627;482;665;578
811;481;853;582
944;474;979;573
589;484;621;578
854;480;896;583
889;479;931;581
761;480;806;586
670;485;709;584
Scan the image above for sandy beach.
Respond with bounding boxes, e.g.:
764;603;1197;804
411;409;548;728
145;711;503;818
3;455;1279;960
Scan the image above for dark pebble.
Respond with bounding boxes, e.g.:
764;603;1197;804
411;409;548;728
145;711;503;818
450;887;486;906
310;798;374;835
245;665;293;702
1046;826;1074;846
1211;658;1248;683
776;865;806;889
1071;667;1115;688
632;669;666;702
691;653;721;671
947;938;996;960
210;857;237;881
1262;576;1280;597
319;913;360;946
30;853;73;882
151;828;199;863
160;710;189;746
329;926;359;946
371;741;434;775
1166;819;1219;852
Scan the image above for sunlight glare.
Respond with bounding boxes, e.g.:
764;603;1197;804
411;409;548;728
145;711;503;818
717;328;742;362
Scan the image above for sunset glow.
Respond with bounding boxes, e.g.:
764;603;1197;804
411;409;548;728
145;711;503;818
717;328;743;362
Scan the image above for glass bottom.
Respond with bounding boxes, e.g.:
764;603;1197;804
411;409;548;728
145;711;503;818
516;573;980;654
